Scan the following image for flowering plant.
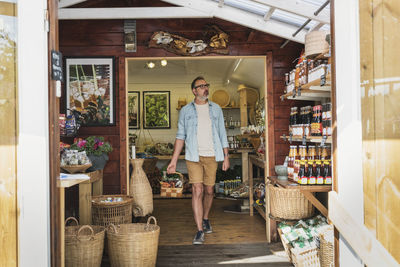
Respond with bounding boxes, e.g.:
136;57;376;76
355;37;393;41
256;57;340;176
70;136;112;156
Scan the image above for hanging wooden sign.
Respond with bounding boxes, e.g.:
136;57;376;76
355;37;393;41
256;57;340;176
148;25;229;56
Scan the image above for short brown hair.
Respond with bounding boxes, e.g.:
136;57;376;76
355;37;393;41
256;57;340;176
191;76;206;89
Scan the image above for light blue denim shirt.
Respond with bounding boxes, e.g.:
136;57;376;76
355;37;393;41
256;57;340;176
176;100;228;162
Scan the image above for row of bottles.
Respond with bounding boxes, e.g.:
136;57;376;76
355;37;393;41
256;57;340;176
296;159;332;185
287;145;331;180
217;178;242;196
289;103;332;138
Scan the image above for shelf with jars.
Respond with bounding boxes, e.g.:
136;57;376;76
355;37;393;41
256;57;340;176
281;54;331;101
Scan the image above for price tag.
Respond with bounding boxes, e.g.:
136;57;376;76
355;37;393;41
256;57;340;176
302;135;306;145
321;135;327;146
289;133;293;144
297;87;302;96
51;50;63;81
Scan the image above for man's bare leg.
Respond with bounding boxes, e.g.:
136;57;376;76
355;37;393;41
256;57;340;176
192;183;204;230
202;185;214;220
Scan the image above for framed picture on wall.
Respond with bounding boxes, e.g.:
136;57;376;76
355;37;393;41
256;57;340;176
143;91;171;129
128;91;140;129
65;57;115;126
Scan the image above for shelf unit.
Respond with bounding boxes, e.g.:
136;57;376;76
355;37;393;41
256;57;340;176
281;74;331;101
280;135;332;145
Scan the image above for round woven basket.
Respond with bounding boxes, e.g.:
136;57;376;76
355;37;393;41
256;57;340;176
237;84;259;107
107;216;160;267
61;164;92;174
91;195;134;226
268;184;314;220
64;217;105;267
305;31;329;58
211;89;230;107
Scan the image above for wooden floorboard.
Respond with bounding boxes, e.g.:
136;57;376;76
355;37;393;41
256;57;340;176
101;198;292;266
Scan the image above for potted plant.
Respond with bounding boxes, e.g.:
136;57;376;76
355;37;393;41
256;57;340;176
70;136;113;171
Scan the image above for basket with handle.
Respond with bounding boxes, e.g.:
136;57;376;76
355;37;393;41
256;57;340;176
91;195;134;226
160;172;184;198
107;216;160;267
64;217;105;267
319;225;334;267
268;184;314;220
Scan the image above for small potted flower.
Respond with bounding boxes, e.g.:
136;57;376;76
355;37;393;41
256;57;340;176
70;136;113;171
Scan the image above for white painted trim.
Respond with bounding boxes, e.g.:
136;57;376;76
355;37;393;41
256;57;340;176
333;0;364;266
161;0;306;43
250;0;330;24
17;1;50;266
59;0;87;8
329;192;400;267
58;7;212;20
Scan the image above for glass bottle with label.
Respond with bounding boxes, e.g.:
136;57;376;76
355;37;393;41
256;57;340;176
308;160;316;185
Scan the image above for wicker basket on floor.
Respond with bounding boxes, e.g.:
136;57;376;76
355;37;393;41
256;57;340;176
91;195;134;226
291;247;321;267
64;217;105;267
107;216;160;267
268;184;314;220
319;225;334;267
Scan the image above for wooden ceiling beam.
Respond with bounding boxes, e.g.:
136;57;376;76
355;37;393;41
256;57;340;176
59;0;88;8
58;7;211;20
161;0;306;43
250;0;330;25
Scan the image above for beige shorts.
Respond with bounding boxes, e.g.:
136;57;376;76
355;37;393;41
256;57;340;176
186;156;218;186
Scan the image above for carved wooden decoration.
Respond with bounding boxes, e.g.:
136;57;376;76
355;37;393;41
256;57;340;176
148;25;229;56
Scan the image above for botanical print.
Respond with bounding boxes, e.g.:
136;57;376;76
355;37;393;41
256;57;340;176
128;91;140;129
143;91;170;129
66;58;114;126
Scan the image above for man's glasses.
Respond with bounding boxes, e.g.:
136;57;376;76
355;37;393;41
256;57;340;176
194;83;210;89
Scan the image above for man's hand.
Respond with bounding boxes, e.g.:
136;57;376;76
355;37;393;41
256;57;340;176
167;161;177;174
222;157;230;171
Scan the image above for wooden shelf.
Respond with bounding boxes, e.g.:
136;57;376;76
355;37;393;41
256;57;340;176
280;135;332;144
267;176;332;192
254;204;266;220
177;106;240;110
281;74;331;101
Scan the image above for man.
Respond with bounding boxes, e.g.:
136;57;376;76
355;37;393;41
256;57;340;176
167;76;230;245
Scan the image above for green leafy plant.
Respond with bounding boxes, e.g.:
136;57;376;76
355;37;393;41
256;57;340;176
70;136;112;156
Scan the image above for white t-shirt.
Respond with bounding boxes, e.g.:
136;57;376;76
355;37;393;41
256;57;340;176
195;103;215;156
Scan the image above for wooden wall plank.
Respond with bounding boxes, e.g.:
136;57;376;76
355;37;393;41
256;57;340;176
0;2;17;266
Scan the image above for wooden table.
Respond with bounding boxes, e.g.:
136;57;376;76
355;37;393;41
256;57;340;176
57;170;103;267
58;177;90;267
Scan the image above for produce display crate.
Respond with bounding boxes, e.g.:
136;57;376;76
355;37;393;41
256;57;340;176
91;195;133;226
268;184;314;220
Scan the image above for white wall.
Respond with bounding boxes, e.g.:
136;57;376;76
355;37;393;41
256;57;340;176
334;0;364;266
17;0;50;266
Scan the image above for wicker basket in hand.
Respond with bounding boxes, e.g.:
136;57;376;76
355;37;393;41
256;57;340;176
160;172;184;198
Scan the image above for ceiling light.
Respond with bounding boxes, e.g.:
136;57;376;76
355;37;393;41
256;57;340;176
160;59;168;67
147;61;155;69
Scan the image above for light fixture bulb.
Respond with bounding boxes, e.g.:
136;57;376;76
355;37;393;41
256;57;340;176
147;61;155;69
160;59;168;67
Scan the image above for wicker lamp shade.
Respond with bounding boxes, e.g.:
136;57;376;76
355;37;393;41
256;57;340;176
237;84;259;107
305;31;329;58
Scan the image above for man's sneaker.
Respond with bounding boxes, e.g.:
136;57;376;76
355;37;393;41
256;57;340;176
193;230;205;245
202;219;213;234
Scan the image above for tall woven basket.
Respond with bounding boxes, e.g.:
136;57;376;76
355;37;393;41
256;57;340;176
319;226;334;267
64;217;105;267
268;184;314;220
91;195;134;226
130;158;153;217
107;216;160;267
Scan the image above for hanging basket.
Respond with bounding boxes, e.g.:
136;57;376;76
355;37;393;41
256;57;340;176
107;216;160;267
64;217;105;267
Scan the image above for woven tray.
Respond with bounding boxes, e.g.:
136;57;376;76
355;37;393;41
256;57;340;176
61;164;92;174
91;195;134;226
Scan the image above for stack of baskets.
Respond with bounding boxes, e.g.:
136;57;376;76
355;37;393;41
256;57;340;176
268;184;314;220
107;216;160;267
64;217;105;267
91;195;134;226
